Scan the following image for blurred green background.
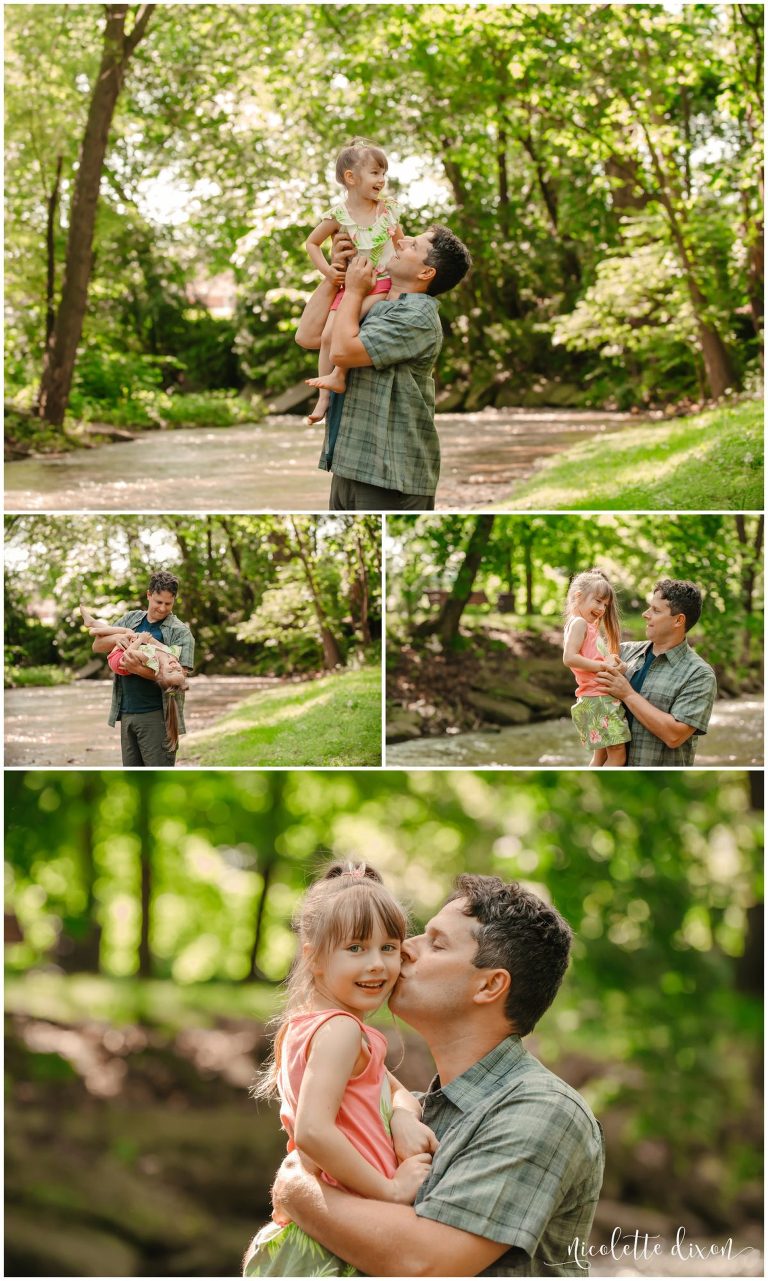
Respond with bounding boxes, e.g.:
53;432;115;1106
5;769;763;1276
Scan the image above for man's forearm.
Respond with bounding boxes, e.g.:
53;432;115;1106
623;690;695;749
276;1166;502;1277
295;278;338;349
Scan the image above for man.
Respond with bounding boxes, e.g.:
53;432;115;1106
92;570;195;767
251;875;604;1277
296;225;472;511
596;578;717;767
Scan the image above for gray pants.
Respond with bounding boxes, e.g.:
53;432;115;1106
329;473;435;511
120;710;176;767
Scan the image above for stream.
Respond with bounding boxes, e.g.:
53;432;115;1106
4;676;284;767
386;697;764;767
5;408;638;511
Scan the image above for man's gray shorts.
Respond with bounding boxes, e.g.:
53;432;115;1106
329;474;435;511
120;711;177;767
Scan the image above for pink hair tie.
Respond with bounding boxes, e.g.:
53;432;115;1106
349;864;366;879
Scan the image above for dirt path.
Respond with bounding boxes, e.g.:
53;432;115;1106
4;408;639;511
4;676;283;767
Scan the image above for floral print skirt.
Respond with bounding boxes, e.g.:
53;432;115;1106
571;695;631;749
243;1220;359;1277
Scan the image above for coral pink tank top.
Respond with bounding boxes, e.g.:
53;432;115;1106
568;620;606;697
277;1009;397;1192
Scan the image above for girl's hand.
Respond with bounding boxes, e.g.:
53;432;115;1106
115;631;137;649
387;1152;433;1203
390;1108;439;1162
323;262;347;287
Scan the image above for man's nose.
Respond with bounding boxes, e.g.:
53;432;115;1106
400;936;421;962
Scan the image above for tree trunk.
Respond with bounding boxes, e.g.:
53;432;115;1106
735;515;764;664
218;516;256;611
419;516;495;645
37;4;154;426
640;122;739;398
136;774;153;979
353;530;372;645
735;772;763;996
290;519;344;669
45;155;64;348
524;538;534;615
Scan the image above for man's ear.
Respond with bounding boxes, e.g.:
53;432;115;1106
472;967;511;1007
418;264;437;286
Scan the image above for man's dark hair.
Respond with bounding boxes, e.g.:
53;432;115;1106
425;224;472;296
148;571;179;598
653;579;702;632
449;874;572;1036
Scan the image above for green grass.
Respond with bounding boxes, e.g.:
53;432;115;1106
498;399;763;510
185;666;382;766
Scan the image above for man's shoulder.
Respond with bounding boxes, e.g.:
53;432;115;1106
166;613;192;634
620;640;647;657
507;1054;600;1133
684;644;716;679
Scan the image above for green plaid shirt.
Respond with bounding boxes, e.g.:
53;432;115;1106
414;1036;604;1276
107;610;195;734
318;293;443;496
620;639;717;766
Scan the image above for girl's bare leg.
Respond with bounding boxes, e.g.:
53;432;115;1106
589;747;608;767
307;313;337;423
605;744;627;767
305;293;388;414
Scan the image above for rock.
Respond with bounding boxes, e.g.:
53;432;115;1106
468;673;563;713
386;706;425;743
465;690;532;724
435;386;467;412
267;382;313;413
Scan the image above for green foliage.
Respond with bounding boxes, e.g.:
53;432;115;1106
4;2;762;437
386;512;764;685
4;514;382;679
5;664;74;689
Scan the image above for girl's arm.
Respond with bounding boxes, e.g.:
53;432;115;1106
387;1070;439;1163
563;618;608;672
293;1015;431;1204
305;218;345;282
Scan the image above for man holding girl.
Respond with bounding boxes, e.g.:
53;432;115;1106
90;570;195;768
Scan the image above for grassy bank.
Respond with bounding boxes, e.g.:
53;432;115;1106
499;399;763;510
184;667;382;766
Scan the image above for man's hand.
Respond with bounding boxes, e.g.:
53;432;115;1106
330;230;355;274
113;631;138;650
344;255;377;296
272;1151;308;1227
595;668;632;700
390;1108;439;1163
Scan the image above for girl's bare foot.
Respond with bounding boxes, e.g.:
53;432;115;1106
307;389;331;424
305;367;347;394
79;604;97;627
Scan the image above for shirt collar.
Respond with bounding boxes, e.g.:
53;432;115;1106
425;1035;528;1113
633;638;689;666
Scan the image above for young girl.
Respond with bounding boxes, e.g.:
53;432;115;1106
303;139;403;425
80;604;188;751
243;862;436;1277
563;570;631;767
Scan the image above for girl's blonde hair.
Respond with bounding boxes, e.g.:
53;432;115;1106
252;861;407;1100
565;569;622;655
335;138;388;185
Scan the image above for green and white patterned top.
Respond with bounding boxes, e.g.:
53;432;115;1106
323;197;401;274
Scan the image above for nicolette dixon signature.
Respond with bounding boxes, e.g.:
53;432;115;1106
547;1226;756;1271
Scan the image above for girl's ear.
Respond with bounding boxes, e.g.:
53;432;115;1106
304;942;322;976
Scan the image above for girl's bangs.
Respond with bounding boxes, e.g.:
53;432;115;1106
325;887;406;949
